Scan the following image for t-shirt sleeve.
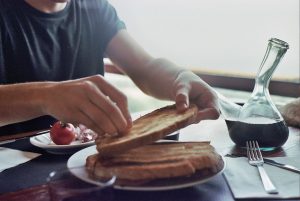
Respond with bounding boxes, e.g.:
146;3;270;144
99;0;126;49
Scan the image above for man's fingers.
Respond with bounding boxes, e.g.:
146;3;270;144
175;86;190;112
81;100;122;135
89;75;132;127
48;77;131;135
195;108;220;122
69;110;105;136
111;95;132;128
86;90;128;134
192;89;220;122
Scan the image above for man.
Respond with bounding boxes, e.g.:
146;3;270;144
0;0;219;136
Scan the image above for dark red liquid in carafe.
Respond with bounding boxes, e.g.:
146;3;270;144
225;118;289;149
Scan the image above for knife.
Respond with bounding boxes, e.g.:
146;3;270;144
225;154;300;174
0;139;16;145
263;158;300;174
0;130;50;145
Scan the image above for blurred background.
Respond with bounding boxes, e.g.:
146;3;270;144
109;0;299;80
106;0;299;112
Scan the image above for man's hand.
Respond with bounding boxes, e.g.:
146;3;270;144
42;75;132;135
173;71;220;123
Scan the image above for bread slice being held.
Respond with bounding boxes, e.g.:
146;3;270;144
96;104;198;157
86;142;223;183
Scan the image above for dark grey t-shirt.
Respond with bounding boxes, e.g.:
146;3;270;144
0;0;125;134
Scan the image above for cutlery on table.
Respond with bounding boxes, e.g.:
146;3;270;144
225;153;300;174
0;140;16;145
246;141;278;194
263;158;300;174
0;130;50;145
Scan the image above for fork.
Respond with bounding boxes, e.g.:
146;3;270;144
246;141;278;194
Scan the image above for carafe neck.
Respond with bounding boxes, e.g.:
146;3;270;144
252;38;289;97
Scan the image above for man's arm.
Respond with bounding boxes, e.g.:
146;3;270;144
0;82;46;126
105;30;220;122
0;76;132;134
105;30;180;101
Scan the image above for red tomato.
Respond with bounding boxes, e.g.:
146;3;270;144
50;121;76;145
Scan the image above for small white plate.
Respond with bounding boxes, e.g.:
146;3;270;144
30;133;95;154
67;145;225;191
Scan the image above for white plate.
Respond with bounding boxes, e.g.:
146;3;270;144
67;145;226;191
30;133;95;154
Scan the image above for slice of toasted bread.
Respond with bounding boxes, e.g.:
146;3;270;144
95;104;198;157
86;142;224;183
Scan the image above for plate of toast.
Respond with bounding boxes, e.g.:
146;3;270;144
67;104;225;191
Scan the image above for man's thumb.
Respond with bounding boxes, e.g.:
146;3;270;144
175;87;189;112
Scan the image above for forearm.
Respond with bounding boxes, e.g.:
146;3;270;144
128;58;186;101
0;82;48;126
105;30;193;101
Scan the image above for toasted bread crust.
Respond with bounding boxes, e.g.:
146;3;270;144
96;104;198;157
86;142;223;182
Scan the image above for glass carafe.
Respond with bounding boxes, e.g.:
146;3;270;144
224;38;289;151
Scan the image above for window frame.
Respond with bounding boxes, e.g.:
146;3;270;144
105;61;299;98
193;71;299;98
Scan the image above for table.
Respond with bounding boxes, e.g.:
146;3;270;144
0;118;299;201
